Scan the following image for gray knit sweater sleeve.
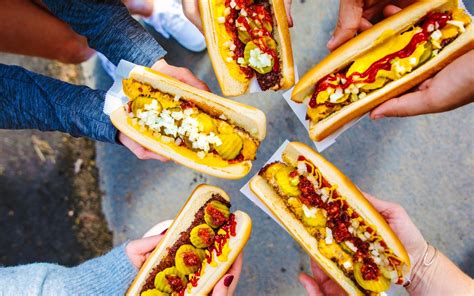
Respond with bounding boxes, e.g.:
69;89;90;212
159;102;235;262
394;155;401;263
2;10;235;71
0;244;137;295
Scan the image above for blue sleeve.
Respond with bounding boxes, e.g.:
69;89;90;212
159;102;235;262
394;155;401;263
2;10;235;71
0;63;117;143
42;0;167;67
0;244;137;296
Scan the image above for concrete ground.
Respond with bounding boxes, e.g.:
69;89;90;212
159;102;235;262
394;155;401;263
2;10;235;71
0;55;112;266
91;1;474;295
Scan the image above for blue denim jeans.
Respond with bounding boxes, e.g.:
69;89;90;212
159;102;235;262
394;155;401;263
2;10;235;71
0;0;167;142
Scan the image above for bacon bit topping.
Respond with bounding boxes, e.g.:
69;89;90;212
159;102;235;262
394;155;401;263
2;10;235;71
360;258;380;281
206;205;227;227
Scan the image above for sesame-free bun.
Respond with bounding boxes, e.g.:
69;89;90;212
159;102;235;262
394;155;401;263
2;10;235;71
199;0;295;96
249;142;410;295
292;0;473;141
110;66;266;180
127;184;252;296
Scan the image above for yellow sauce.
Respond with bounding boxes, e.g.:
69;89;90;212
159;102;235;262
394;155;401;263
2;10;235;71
212;0;249;82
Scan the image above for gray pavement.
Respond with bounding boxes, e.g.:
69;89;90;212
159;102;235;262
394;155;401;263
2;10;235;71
90;1;474;295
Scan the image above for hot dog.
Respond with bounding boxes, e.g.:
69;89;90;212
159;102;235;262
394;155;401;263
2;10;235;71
110;65;266;179
292;0;473;141
249;142;410;295
127;184;252;296
199;0;295;96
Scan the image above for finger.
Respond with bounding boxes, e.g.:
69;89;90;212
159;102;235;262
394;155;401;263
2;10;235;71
141;150;170;162
359;17;373;31
284;0;293;27
383;4;402;17
299;273;324;296
183;0;203;32
309;260;331;284
212;253;243;295
127;235;163;255
178;69;210;91
327;0;364;51
362;193;397;215
370;90;431;119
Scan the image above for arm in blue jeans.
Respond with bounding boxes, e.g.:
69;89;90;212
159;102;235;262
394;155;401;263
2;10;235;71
42;0;167;67
0;64;117;143
0;244;137;296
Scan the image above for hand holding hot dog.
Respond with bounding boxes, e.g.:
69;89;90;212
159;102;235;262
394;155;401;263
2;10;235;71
371;50;474;119
299;194;474;296
118;59;210;161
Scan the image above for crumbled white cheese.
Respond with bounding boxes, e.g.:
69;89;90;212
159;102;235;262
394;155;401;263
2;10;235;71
218;16;226;23
409;57;418;66
224;7;231;16
320;187;330;202
342;260;353;269
226;57;233;63
248;48;272;69
351;219;360;229
241;9;247;17
325;227;333;245
307;174;319;188
350;85;359;95
229;43;236;51
345;241;358;252
427;23;435;32
447;20;465;32
364;231;371;239
329;88;344;103
230;0;236;8
431;29;442;41
340;78;347;84
302;204;318;218
297;161;308;175
237;57;246;65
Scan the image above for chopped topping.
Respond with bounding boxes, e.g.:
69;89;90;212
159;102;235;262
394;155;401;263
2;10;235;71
248;48;273;69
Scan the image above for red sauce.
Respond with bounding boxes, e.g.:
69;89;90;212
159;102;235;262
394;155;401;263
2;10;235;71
224;0;280;76
361;257;380;281
180;100;195;110
206;204;228;228
183;251;201;267
198;228;215;246
310;12;452;107
181;214;237;293
166;274;186;292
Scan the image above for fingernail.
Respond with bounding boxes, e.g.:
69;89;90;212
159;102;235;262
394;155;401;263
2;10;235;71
160;228;168;235
224;275;234;287
372;114;384;120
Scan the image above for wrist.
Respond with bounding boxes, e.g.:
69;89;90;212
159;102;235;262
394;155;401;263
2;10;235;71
404;243;438;294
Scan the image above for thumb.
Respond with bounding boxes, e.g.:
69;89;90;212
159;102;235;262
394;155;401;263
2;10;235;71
370;89;432;119
327;0;364;50
299;273;324;296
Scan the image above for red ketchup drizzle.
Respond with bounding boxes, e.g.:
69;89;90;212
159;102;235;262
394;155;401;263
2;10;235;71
185;214;237;292
224;0;279;74
310;12;452;107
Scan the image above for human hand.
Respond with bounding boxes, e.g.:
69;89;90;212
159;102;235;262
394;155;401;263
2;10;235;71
117;59;209;160
327;0;414;50
126;235;163;268
211;253;244;296
182;0;294;32
118;132;169;161
370;50;474;119
151;59;209;91
299;193;427;295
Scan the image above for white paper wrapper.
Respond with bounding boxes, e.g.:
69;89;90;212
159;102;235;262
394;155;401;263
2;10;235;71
282;65;366;152
103;60;138;115
240;140;405;294
240;140;290;232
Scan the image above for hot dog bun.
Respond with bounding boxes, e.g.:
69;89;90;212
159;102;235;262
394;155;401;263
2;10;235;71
249;142;410;295
110;66;266;179
199;0;294;96
292;0;473;141
127;184;252;296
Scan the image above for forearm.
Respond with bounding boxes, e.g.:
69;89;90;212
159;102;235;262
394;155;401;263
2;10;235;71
0;64;117;143
0;244;137;296
42;0;167;67
407;246;474;296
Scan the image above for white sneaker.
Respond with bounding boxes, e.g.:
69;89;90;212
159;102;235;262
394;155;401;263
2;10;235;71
143;0;206;52
96;52;116;78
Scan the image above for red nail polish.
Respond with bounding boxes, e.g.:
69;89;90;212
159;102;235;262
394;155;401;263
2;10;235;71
160;228;168;235
224;275;234;287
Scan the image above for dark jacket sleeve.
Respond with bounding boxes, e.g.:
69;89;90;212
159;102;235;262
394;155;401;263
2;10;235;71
0;64;117;143
42;0;167;67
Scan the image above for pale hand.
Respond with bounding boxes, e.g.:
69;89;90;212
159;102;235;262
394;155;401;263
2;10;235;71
299;193;427;295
